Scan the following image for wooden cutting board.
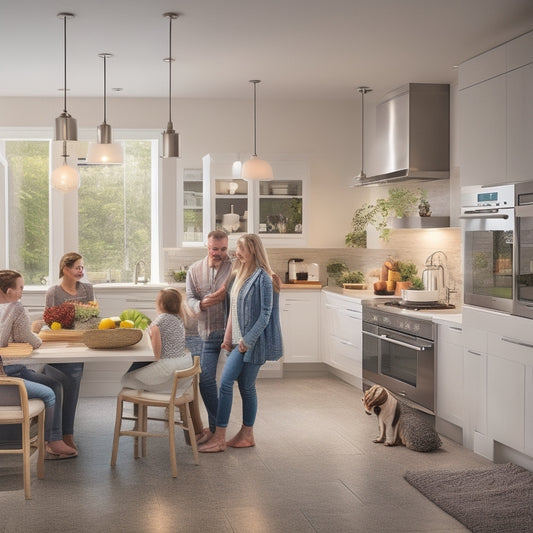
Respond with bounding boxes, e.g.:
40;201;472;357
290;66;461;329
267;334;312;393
0;342;34;357
39;330;86;342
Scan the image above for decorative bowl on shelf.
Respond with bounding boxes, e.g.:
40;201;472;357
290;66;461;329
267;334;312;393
343;283;367;290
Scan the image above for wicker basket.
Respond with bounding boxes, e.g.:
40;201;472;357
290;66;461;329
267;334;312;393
82;328;143;349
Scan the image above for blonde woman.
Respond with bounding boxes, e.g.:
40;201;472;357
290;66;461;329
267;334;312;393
198;234;283;453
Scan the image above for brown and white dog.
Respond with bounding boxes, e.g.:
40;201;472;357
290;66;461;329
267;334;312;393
362;384;442;452
362;385;402;446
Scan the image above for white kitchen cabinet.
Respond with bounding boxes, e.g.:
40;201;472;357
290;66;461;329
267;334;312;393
458;30;533;187
458;74;506;187
436;322;464;427
507;63;533;182
280;290;320;363
321;291;362;382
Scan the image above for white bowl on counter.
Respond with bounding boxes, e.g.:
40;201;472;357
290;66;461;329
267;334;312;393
401;289;439;302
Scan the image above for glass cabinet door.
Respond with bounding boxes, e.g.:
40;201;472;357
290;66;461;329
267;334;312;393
183;169;203;243
215;178;249;235
258;180;303;234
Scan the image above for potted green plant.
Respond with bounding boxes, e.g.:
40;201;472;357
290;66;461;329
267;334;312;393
338;270;366;288
387;187;419;218
396;261;424;294
345;199;391;247
418;189;432;217
172;269;187;282
326;260;348;286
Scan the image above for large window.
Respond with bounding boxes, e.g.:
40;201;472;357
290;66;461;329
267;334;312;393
4;140;49;285
1;135;157;285
78;140;153;284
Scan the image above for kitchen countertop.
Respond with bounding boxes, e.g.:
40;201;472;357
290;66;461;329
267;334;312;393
322;286;463;325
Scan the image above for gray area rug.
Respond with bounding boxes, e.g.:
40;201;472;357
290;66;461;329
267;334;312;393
404;463;533;532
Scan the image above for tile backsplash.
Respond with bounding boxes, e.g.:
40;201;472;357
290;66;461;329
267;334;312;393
164;227;462;305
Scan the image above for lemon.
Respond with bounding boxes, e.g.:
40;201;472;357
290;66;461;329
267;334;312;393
119;320;135;329
50;321;62;330
98;317;116;330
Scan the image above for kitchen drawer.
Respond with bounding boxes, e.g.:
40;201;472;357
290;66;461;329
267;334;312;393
487;332;533;365
327;334;361;378
438;323;463;345
327;306;362;346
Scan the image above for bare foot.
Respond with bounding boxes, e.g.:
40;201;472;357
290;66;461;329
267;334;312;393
226;427;255;448
196;429;213;444
198;438;226;453
63;434;77;451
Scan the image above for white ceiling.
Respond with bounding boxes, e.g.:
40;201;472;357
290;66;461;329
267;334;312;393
1;0;533;102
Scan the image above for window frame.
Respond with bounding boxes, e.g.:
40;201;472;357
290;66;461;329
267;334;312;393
0;127;163;287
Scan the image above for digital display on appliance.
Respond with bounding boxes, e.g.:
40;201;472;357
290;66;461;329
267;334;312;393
477;192;498;202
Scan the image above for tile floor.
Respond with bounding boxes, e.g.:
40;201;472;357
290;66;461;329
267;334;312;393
1;374;493;532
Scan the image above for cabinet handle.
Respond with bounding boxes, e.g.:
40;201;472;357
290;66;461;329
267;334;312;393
501;336;533;349
449;326;462;333
466;349;482;356
345;309;362;315
339;339;354;347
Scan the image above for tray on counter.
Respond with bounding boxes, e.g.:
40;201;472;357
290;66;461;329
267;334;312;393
39;330;87;343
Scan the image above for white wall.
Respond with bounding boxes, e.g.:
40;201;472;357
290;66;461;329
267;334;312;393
0;95;375;248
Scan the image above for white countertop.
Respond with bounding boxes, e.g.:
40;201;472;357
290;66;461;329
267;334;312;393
3;333;156;364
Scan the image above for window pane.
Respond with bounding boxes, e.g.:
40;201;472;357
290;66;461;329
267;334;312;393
78;140;152;284
5;140;49;284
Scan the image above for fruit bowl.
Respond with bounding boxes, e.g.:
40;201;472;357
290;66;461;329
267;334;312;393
82;328;143;349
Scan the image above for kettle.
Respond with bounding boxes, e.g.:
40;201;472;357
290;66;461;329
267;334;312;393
422;251;447;293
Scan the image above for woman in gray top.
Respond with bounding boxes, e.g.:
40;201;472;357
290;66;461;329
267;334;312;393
43;252;95;452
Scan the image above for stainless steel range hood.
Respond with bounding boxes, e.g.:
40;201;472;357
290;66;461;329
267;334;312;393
354;83;450;187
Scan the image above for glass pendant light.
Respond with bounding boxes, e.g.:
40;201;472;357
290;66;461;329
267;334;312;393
241;80;273;181
161;12;180;158
86;53;123;164
51;140;79;192
355;86;372;180
54;13;77;141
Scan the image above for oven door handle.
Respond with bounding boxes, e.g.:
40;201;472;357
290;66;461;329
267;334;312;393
363;330;430;351
459;212;509;220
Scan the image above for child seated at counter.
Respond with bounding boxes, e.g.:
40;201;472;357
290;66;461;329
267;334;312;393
121;288;192;393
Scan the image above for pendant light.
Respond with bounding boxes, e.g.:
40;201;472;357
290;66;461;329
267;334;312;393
51;140;79;192
161;12;180;158
86;53;123;164
54;13;77;141
241;80;273;181
355;86;372;180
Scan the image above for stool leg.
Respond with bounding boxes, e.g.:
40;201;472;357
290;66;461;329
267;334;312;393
111;396;124;466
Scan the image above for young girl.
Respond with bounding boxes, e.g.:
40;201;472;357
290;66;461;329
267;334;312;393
198;233;283;453
0;269;78;459
121;288;193;393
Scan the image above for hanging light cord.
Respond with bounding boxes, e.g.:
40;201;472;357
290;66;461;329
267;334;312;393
102;54;108;125
250;80;260;157
61;15;68;114
167;15;173;127
357;86;372;176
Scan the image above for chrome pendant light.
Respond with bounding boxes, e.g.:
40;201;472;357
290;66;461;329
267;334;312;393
54;13;77;141
161;12;180;158
241;80;273;181
86;53;123;164
355;86;372;180
51;140;79;192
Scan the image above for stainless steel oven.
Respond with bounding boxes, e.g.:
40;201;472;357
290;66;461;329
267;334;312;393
362;302;436;413
514;181;533;319
461;184;515;313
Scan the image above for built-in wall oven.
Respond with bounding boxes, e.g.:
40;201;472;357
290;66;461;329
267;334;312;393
514;181;533;319
362;301;436;413
461;184;515;313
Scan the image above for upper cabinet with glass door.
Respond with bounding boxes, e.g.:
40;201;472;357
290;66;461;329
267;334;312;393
202;153;308;247
182;168;204;244
202;154;251;241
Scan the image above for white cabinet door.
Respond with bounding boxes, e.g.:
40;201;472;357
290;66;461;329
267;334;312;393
463;348;488;450
487;354;525;452
280;291;320;363
507;63;533;182
458;74;507;187
436;323;464;427
321;292;362;380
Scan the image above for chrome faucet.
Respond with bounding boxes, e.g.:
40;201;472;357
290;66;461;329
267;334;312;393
133;260;146;284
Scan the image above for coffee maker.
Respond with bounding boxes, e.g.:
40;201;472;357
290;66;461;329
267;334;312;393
287;258;306;282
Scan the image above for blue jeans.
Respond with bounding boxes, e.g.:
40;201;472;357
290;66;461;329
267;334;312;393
200;331;225;432
44;363;84;435
216;346;262;428
5;365;65;442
